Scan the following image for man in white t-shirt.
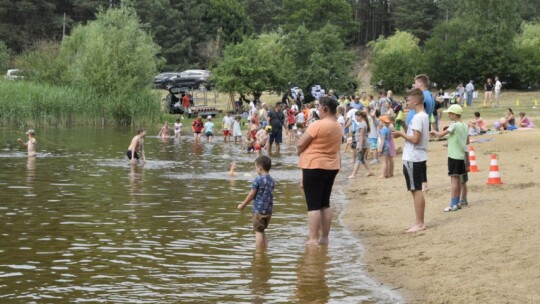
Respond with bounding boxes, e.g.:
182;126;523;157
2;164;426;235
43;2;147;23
393;88;430;233
494;76;502;107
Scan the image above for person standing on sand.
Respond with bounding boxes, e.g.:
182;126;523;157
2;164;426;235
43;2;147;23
127;128;147;165
297;96;342;245
17;129;37;157
431;105;469;212
393;88;430;233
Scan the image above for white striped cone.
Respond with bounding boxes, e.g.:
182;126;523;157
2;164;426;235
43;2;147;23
486;154;503;185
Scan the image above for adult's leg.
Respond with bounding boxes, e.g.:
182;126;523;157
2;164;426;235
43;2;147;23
319;207;332;245
306;210;321;246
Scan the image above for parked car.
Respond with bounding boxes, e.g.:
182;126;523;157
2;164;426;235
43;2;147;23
153;69;212;89
4;69;25;81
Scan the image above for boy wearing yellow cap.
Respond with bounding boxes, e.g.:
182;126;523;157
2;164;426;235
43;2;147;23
431;104;470;212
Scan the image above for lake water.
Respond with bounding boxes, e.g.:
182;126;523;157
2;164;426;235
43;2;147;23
0;127;402;303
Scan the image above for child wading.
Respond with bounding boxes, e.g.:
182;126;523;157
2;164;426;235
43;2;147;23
431;105;470;212
237;156;275;248
18;129;37;157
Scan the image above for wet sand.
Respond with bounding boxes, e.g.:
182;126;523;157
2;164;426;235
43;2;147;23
342;129;540;303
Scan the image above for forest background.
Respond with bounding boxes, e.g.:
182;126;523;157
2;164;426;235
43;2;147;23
1;0;540;125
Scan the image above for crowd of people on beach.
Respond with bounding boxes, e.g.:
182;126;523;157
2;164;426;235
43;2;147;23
17;73;536;248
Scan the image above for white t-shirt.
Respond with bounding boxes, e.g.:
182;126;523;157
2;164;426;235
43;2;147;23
495;80;502;92
295;112;305;124
346;108;358;122
402;111;430;162
222;116;234;130
337;115;345;127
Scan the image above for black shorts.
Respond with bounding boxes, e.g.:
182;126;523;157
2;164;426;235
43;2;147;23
302;169;339;211
126;150;139;160
269;129;282;144
288;123;294;130
448;157;466;176
252;213;271;232
403;161;426;191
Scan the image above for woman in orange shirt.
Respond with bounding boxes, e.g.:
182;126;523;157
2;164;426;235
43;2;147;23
297;96;342;246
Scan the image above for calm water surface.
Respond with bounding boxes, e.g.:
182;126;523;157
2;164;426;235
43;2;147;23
0;127;402;303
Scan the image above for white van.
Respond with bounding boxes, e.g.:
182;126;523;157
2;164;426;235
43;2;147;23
4;69;25;81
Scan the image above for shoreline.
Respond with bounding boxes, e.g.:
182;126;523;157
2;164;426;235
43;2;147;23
340;130;540;303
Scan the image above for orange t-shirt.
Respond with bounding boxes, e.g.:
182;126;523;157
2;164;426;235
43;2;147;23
298;119;342;170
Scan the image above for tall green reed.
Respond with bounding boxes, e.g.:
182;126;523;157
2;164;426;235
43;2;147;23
0;81;161;127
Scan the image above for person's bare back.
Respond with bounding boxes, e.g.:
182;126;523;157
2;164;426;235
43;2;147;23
127;129;146;164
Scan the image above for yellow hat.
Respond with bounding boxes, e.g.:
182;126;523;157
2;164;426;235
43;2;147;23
265;125;272;131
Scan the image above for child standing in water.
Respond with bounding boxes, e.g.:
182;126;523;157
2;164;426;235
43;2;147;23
17;129;37;157
204;115;215;142
158;122;170;138
174;118;183;138
237;155;275;248
232;115;243;144
127;128;147;165
191;116;204;142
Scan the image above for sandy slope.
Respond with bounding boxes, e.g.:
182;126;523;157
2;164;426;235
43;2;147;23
341;129;540;303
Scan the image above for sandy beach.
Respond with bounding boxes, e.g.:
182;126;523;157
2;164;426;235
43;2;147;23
342;128;540;303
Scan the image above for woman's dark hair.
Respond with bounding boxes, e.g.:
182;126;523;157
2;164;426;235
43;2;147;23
507;108;514;114
474;112;480;117
319;96;338;114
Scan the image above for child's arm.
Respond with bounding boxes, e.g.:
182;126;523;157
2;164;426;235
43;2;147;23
237;189;257;210
431;129;450;138
378;133;386;153
357;128;365;149
17;139;27;147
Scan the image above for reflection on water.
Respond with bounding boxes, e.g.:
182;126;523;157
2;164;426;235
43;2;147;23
0;127;402;303
294;245;330;303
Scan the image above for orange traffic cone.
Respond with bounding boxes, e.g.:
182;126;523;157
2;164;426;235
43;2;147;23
468;146;479;172
486;154;503;185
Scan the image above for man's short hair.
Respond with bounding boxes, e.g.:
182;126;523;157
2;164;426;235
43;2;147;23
137;128;147;134
275;102;282;108
255;155;272;171
414;74;430;88
407;88;424;104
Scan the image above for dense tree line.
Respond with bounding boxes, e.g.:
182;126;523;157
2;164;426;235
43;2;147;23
1;0;540;94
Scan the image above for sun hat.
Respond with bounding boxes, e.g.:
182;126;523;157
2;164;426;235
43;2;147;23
379;116;390;124
265;125;272;131
443;104;463;115
207;115;212;119
26;129;35;135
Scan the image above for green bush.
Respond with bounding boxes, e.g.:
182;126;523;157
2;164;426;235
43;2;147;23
369;31;426;92
513;22;540;88
0;41;9;73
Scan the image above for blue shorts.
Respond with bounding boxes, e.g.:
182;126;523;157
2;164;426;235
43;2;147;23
205;131;213;137
369;138;378;150
269;130;282;144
